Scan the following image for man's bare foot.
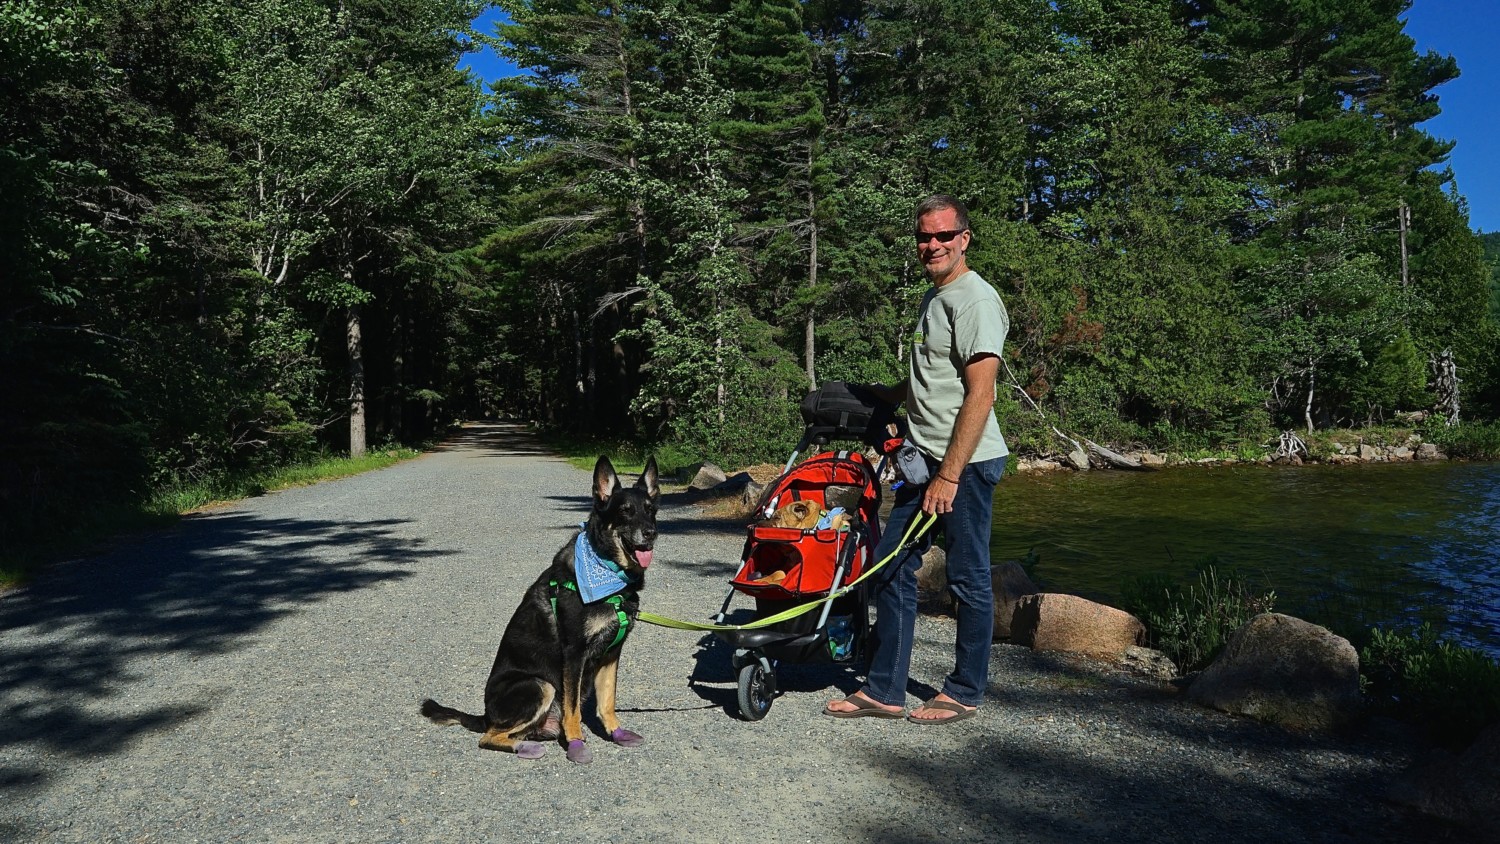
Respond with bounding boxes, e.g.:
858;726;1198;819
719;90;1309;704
906;693;977;723
823;690;904;718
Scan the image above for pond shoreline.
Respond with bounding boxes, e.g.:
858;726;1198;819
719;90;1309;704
1016;432;1454;473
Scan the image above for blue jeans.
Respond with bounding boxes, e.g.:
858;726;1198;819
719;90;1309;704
861;455;1005;708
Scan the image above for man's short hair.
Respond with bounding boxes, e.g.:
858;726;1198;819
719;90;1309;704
915;194;971;232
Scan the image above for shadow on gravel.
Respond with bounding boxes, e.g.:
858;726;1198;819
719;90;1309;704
655;493;750;538
0;512;451;785
532;489;748;542
844;651;1456;844
434;422;555;456
677;607;870;718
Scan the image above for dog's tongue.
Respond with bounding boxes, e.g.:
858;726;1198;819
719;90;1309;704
633;548;653;569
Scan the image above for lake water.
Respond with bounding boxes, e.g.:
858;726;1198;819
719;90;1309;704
990;460;1500;657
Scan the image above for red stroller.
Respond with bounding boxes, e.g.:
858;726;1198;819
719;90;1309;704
714;384;897;720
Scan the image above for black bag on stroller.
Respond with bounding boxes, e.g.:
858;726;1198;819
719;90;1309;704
798;382;898;448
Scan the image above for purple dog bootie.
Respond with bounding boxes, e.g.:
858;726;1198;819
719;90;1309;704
566;739;593;765
514;741;546;760
610;727;644;748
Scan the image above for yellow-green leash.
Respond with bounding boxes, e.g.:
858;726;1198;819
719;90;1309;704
637;511;937;632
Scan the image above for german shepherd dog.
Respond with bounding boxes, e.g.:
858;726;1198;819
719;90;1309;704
421;456;658;764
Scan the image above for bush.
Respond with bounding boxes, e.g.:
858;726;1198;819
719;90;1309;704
994;394;1054;456
1425;420;1500;460
1361;623;1500;747
1123;561;1277;673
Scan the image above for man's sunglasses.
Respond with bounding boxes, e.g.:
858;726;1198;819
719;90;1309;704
913;229;967;245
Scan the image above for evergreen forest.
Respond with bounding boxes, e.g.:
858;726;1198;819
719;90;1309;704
6;0;1500;549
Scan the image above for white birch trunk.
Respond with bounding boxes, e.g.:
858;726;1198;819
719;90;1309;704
346;297;366;458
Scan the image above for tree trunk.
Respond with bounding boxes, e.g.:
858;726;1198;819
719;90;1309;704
1303;362;1316;435
587;318;599;424
1086;439;1154;471
805;169;818;390
715;296;726;426
347;300;367;458
194;261;207;326
1398;201;1411;288
1431;348;1460;426
389;305;405;441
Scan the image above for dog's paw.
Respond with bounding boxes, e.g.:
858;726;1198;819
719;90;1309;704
565;739;593;765
514;741;546;760
610;728;644;748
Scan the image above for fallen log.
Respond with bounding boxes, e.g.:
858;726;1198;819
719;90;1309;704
1001;360;1155;472
1085;439;1156;471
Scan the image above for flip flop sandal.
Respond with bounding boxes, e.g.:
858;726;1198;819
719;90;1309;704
905;699;977;725
822;694;905;719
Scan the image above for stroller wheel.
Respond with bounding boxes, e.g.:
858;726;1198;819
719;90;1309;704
736;662;775;721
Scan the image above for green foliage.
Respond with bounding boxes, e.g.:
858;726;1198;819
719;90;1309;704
2;0;490;557
1424;420;1500;460
464;0;1496;464
541;432;698;480
1123;562;1277;673
1334;331;1430;425
1053;367;1133;442
1481;232;1500;320
1361;624;1500;747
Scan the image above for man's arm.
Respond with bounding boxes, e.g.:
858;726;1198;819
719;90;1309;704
922;354;998;515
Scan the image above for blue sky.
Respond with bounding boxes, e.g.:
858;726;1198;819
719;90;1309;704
460;2;1498;233
1404;2;1499;233
457;7;514;84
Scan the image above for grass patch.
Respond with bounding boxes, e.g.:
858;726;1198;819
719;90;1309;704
1361;623;1500;747
1041;674;1108;692
0;448;420;589
538;430;701;479
1122;561;1277;673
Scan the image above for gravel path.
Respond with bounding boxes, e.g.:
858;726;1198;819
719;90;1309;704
0;423;1460;843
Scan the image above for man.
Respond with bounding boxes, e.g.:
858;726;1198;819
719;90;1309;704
824;194;1008;724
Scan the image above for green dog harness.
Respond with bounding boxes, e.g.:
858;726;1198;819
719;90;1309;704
549;579;631;650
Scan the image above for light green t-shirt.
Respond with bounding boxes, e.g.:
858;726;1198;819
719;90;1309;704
907;270;1009;462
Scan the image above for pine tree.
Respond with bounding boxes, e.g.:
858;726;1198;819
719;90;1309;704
1197;0;1460;428
712;0;827;389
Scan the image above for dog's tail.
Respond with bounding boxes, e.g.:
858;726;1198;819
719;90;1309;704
420;698;488;733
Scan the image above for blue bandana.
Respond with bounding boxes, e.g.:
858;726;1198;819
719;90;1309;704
573;525;631;604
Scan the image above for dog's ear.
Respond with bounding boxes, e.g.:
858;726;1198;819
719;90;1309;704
636;455;660;502
593;455;622;509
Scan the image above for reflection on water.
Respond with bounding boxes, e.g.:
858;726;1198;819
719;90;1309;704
990;461;1500;656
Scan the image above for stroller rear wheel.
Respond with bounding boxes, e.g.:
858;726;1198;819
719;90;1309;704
736;661;775;721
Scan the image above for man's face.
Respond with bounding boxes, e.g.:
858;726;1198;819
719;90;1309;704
915;208;970;284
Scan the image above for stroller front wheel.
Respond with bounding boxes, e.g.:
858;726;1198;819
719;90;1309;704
736;662;775;721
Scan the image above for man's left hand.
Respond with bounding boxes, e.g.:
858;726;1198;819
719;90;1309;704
921;475;958;514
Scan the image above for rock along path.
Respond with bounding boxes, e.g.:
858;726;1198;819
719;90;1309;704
0;424;1461;843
